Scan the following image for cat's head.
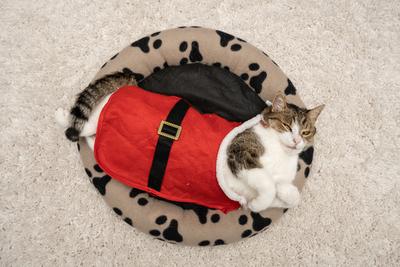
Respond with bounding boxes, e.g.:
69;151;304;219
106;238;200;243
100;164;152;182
261;94;324;153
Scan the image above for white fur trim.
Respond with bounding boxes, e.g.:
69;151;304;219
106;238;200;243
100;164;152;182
216;114;262;202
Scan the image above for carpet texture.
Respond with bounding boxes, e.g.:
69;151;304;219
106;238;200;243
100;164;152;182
1;0;399;266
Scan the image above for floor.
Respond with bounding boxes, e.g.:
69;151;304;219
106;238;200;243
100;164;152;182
0;0;399;266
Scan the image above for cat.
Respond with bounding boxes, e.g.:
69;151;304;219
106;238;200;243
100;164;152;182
225;94;324;212
56;72;324;213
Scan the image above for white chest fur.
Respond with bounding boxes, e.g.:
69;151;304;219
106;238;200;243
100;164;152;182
253;124;298;184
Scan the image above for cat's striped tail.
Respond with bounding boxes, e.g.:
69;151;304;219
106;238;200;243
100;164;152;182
65;72;137;141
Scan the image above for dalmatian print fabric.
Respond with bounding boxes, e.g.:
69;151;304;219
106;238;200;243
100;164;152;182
79;27;314;246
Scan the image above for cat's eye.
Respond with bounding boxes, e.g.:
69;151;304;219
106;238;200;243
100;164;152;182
282;123;292;131
302;130;311;136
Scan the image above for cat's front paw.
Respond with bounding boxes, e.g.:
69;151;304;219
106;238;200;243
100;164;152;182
247;200;268;213
238;196;248;207
277;184;300;207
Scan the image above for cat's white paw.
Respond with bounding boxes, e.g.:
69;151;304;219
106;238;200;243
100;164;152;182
247;199;268;212
277;184;300;207
238;196;247;207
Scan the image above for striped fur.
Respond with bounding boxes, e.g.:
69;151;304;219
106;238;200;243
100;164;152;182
65;72;137;141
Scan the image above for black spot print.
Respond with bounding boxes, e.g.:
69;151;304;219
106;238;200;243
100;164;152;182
249;71;267;93
93;164;103;173
180;58;188;65
156;215;167;225
153;66;161;73
250;212;272;231
249;63;260;71
124;217;133;226
297;163;301;171
92;175;111;195
153;39;162;49
150;31;160;37
283;208;289;213
178;26;187;29
190;26;201;28
163;62;169;68
149;230;161;236
187;205;208;224
129;188;143;198
100;62;107;69
250;232;258;237
223;66;230;71
216;30;235;47
214;239;225;246
237;37;247;43
299;146;314;165
304;167;310;178
241;229;252;238
113;207;122;216
138;198;148;206
212;62;221;67
84;168;92;178
110;53;119;60
179;41;188;52
122;68;145;81
230;44;242;51
189;41;203;62
151;197;211;224
284;79;297;95
239;215;248;225
77;143;80;151
198;240;210;246
240;73;249;80
211;214;220;223
162;219;183;242
131;36;150;53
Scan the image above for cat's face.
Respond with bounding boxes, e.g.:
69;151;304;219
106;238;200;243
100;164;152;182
262;94;324;153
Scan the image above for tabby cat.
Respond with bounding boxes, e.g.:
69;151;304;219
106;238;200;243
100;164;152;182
56;73;324;213
225;94;324;212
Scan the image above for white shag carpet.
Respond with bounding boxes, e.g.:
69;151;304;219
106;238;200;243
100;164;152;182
1;0;399;266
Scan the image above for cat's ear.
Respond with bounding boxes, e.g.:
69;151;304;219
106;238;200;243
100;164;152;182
307;104;325;123
272;94;287;112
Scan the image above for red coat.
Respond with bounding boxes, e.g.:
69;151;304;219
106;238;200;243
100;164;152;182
94;85;241;213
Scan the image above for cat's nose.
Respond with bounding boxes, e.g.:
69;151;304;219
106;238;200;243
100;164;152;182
293;136;302;144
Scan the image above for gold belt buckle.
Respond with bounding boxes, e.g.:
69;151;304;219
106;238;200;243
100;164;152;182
157;120;182;140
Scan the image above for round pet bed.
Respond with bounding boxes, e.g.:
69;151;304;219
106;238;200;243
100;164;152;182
78;27;315;246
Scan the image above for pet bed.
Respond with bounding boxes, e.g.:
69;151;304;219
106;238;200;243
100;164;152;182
78;27;315;246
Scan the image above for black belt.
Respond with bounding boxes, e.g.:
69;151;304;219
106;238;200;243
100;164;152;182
148;99;190;191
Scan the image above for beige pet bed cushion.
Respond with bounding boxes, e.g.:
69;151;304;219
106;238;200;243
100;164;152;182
78;27;315;246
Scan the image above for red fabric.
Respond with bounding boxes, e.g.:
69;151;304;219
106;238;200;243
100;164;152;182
94;86;241;213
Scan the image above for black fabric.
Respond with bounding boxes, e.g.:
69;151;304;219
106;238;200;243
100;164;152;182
148;99;190;191
139;64;266;122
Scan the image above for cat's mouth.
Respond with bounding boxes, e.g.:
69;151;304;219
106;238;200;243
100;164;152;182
284;143;303;152
285;144;297;150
